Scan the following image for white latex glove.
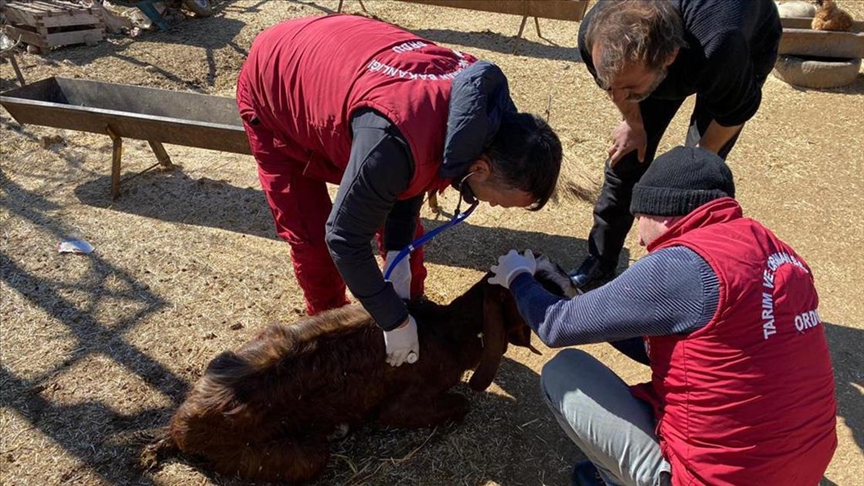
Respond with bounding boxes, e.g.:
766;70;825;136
383;315;419;367
489;250;537;289
385;250;411;300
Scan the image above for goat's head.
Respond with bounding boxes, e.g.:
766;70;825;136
468;253;578;391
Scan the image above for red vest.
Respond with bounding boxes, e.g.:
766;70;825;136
633;198;836;485
237;15;477;199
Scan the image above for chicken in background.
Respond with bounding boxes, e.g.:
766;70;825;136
812;0;855;31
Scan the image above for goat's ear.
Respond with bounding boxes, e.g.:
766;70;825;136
510;326;542;355
468;285;507;391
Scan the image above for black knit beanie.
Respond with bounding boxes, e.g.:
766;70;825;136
630;146;735;216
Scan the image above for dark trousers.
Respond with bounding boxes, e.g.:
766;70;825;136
588;95;741;264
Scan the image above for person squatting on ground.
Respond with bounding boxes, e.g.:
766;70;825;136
236;15;562;367
571;0;783;289
489;147;837;486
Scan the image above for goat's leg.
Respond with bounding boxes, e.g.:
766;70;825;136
377;392;469;428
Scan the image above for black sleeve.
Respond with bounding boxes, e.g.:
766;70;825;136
684;0;781;126
384;195;424;251
325;109;416;331
699;31;762;126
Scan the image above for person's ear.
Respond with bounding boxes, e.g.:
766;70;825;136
661;215;681;228
468;157;492;183
664;47;679;68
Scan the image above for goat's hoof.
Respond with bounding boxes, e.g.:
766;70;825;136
327;423;350;441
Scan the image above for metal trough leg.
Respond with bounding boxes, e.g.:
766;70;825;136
9;56;26;87
517;16;542;39
107;135;176;200
518;15;528;38
148;140;173;168
337;0;367;13
107;126;123;200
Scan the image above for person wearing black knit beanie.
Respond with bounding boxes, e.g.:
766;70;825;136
489;146;836;486
629;146;734;217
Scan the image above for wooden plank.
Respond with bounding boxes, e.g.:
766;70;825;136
6;0;95;17
17;2;54;14
3;6;40;25
6;3;46;15
5;2;100;28
43;27;104;47
40;14;102;28
396;0;589;22
3;25;47;50
27;1;62;14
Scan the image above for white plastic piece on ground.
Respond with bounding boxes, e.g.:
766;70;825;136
58;240;95;254
772;55;862;89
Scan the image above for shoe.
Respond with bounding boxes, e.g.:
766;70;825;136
569;256;617;290
571;461;607;486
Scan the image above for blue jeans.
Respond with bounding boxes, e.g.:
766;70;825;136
541;349;672;486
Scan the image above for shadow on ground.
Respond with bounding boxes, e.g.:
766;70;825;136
824;322;864;456
74;168;629;273
0;171;186;485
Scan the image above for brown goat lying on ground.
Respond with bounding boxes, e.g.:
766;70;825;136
144;255;577;483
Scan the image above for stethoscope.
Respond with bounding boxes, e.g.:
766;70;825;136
383;172;479;281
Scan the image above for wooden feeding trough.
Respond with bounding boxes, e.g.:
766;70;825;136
340;0;590;38
775;17;864;89
1;0;106;54
0;77;251;199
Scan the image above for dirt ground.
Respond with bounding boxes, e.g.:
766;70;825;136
1;1;863;485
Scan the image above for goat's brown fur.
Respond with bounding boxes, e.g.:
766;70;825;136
812;0;855;31
145;261;574;483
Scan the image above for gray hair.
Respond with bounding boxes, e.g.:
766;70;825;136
585;0;686;89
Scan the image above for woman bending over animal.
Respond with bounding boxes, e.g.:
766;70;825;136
144;254;577;483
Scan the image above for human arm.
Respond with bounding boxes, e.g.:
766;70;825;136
697;30;765;135
326;110;422;365
608;98;647;165
325;110;420;365
697;120;743;154
505;247;719;347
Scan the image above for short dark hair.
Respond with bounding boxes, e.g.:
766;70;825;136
585;0;685;89
485;112;562;211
